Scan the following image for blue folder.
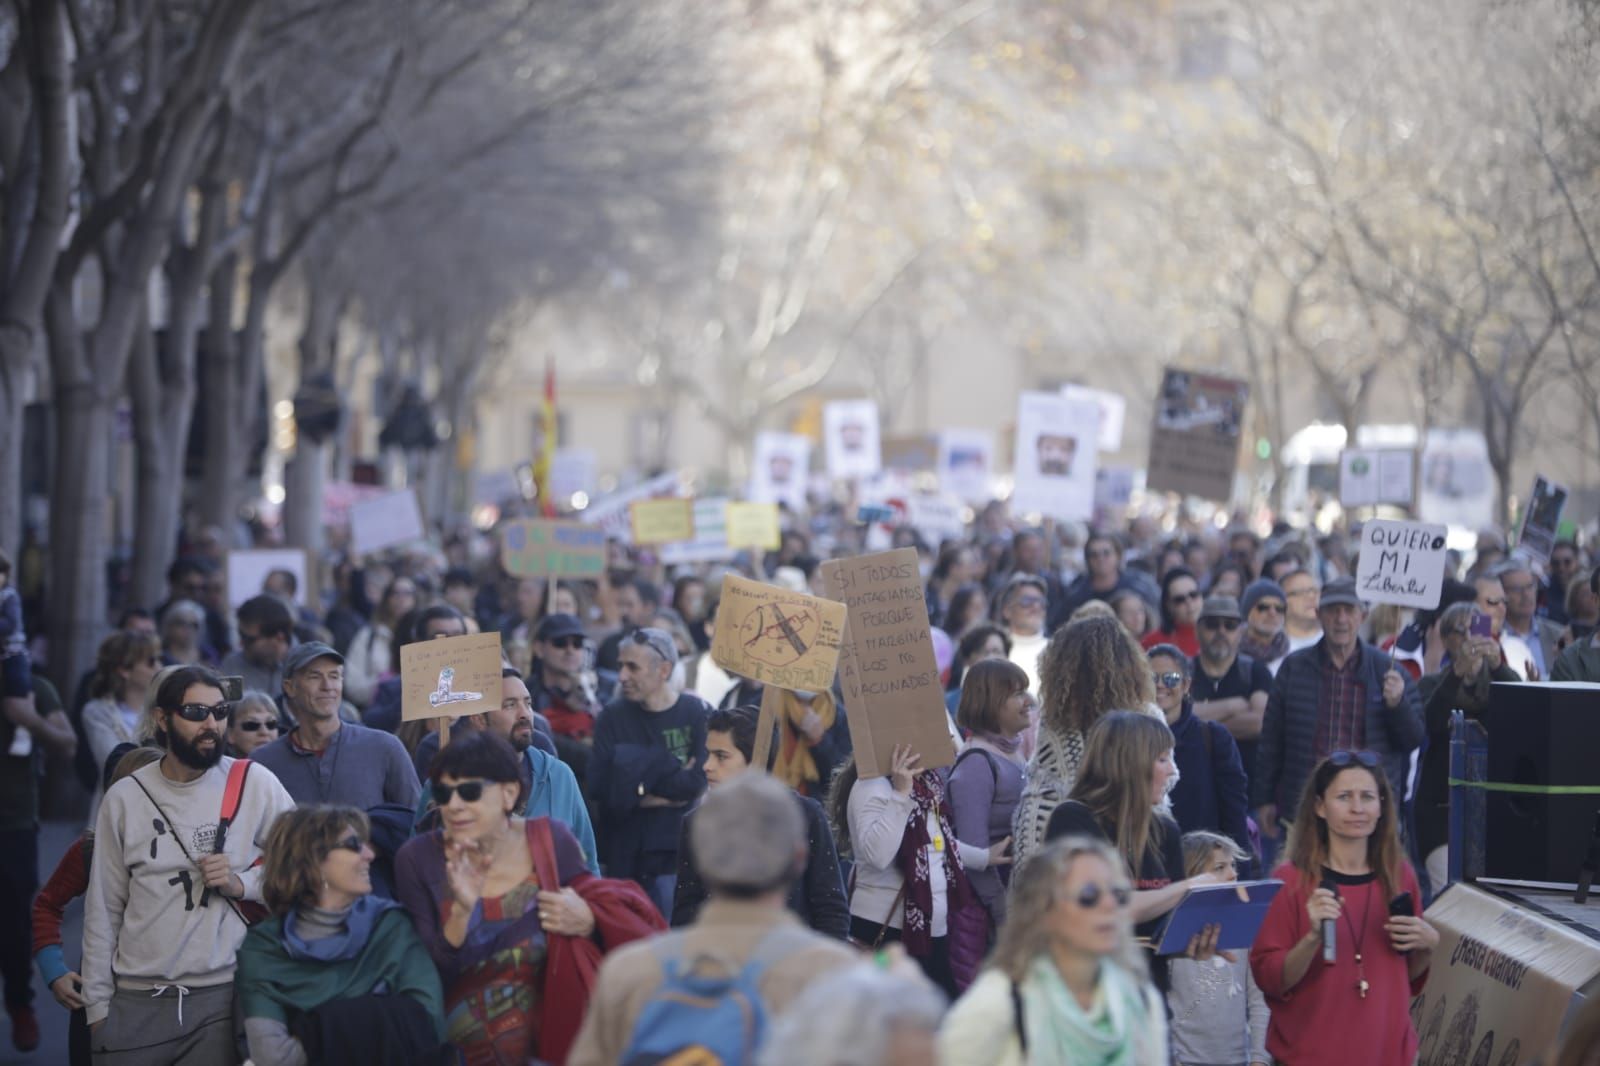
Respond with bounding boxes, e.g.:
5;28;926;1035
1153;879;1284;955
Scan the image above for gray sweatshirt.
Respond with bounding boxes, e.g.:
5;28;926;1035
81;756;296;1024
1167;953;1270;1066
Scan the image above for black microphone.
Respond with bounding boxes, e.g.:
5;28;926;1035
1320;877;1339;963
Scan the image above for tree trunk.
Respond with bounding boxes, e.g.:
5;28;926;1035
127;323;195;610
198;254;247;530
0;356;28;557
45;378;115;693
283;442;328;552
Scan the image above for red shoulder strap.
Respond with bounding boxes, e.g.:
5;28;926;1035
526;816;559;889
220;758;251;824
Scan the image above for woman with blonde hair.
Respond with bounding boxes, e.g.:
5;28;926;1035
80;635;166;817
938;836;1167;1065
237;805;447;1065
1013;615;1159;863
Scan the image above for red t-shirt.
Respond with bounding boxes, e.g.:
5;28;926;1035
1250;862;1428;1065
1142;623;1199;658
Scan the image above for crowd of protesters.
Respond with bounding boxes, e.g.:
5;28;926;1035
0;497;1596;1065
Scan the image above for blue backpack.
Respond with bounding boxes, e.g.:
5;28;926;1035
620;925;819;1065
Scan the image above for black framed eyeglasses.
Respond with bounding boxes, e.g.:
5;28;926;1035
174;702;230;722
1328;750;1380;769
1153;671;1184;689
431;779;489;806
237;720;279;733
1069;881;1133;909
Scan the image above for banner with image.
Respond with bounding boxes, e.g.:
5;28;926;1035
1146;368;1248;502
1011;391;1099;522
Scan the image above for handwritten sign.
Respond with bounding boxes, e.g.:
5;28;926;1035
630;498;695;545
710;574;846;691
820;548;956;778
1356;519;1449;609
400;632;504;723
725;501;782;551
349;488;426;558
501;519;607;578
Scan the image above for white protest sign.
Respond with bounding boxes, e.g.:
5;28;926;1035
349;488;426;558
226;549;312;610
549;447;598;503
579;471;685;544
1355;519;1449;609
904;492;968;546
1339;448;1415;508
749;433;812;511
1095;467;1136;509
823;399;882;480
1061;384;1126;453
1011;391;1099;522
936;428;994;504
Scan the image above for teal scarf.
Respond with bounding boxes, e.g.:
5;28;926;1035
1022;955;1156;1066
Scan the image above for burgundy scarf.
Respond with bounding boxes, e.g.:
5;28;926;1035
1240;628;1290;665
894;772;973;956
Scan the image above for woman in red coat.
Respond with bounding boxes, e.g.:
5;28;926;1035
1249;750;1439;1065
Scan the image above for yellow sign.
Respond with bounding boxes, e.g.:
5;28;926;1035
629;498;696;546
399;632;505;723
710;574;845;692
725;502;781;551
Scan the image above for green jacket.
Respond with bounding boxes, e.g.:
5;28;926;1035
1550;636;1600;683
235;906;445;1040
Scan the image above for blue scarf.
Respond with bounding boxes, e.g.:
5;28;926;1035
281;895;399;963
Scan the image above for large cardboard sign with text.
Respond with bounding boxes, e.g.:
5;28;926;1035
1413;884;1600;1066
820;548;956;778
400;632;504;723
709;575;846;692
502;520;607;578
1356;519;1448;609
1146;368;1248;502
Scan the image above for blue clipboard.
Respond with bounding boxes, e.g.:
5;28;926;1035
1153;879;1283;955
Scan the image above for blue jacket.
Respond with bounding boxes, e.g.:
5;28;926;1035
1253;639;1424;815
412;746;598;874
1167;702;1255;877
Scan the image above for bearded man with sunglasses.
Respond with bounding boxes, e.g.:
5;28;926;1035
1190;595;1273;797
82;665;295;1063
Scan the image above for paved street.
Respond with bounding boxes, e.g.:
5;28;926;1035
3;821;85;1066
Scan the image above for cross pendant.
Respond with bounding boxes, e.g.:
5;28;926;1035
1359;979;1369;998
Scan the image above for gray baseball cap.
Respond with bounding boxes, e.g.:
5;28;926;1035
283;641;344;678
1318;577;1364;610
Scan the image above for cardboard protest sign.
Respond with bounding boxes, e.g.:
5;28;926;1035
1355;519;1449;609
710;574;846;692
349;488;426;557
1011;391;1099;522
1513;475;1568;566
881;435;938;473
629;498;695;546
1412;884;1600;1066
581;471;684;544
400;632;504;723
225;549;313;610
502;519;607;578
749;433;812;511
659;499;735;565
1061;384;1126;453
1146;368;1248;502
823;399;882;480
1339;448;1415;508
725;501;782;551
820;548;957;778
936;428;994;504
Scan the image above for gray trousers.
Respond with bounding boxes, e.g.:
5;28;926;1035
91;983;235;1066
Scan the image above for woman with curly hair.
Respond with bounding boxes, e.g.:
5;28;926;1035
938;836;1168;1065
1011;615;1159;865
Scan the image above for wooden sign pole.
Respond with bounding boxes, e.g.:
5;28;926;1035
752;684;782;774
436;714;451;750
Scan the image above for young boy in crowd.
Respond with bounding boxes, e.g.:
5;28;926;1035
1168;831;1270;1066
0;548;38;756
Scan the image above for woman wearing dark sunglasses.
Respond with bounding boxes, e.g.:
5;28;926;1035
1141;567;1204;657
1249;751;1436;1065
394;731;664;1065
939;836;1168;1065
225;692;282;758
1147;646;1254;877
236;805;447;1065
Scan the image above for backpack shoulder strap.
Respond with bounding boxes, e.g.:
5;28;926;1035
220;758;252;824
953;746;1000;788
1011;977;1028;1053
525;816;559;890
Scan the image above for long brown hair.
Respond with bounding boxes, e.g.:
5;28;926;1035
1038;615;1156;736
956;658;1029;736
1286;756;1405;903
1067;711;1174;878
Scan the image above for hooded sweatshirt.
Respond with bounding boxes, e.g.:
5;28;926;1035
81;756;296;1024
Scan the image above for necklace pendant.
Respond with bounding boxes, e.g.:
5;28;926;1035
1358;978;1369;998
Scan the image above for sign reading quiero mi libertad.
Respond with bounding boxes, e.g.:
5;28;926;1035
1356;519;1449;610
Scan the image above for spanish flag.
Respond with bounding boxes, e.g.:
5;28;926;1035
535;360;557;516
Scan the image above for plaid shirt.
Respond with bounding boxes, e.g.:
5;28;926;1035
1313;642;1366;760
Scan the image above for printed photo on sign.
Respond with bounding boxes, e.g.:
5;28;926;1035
1355;519;1449;609
749;433;812;511
823;399;882;480
1514;475;1568;566
1012;391;1099;522
1155;370;1246;436
937;428;994;504
1146;368;1249;502
226;549;312;610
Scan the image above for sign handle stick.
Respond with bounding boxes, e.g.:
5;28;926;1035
436;714;451;751
752;684;782;774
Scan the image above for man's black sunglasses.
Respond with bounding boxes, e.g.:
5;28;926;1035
1328;750;1380;769
174;702;230;723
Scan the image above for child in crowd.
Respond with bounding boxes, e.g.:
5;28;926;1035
0;548;37;756
1168;831;1270;1066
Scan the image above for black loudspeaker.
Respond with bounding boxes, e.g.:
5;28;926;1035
1483;682;1600;886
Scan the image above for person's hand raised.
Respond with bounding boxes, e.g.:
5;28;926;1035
887;744;921;795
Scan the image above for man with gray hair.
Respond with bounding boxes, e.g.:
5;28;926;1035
1495;559;1563;679
570;774;856;1066
587;627;710;915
